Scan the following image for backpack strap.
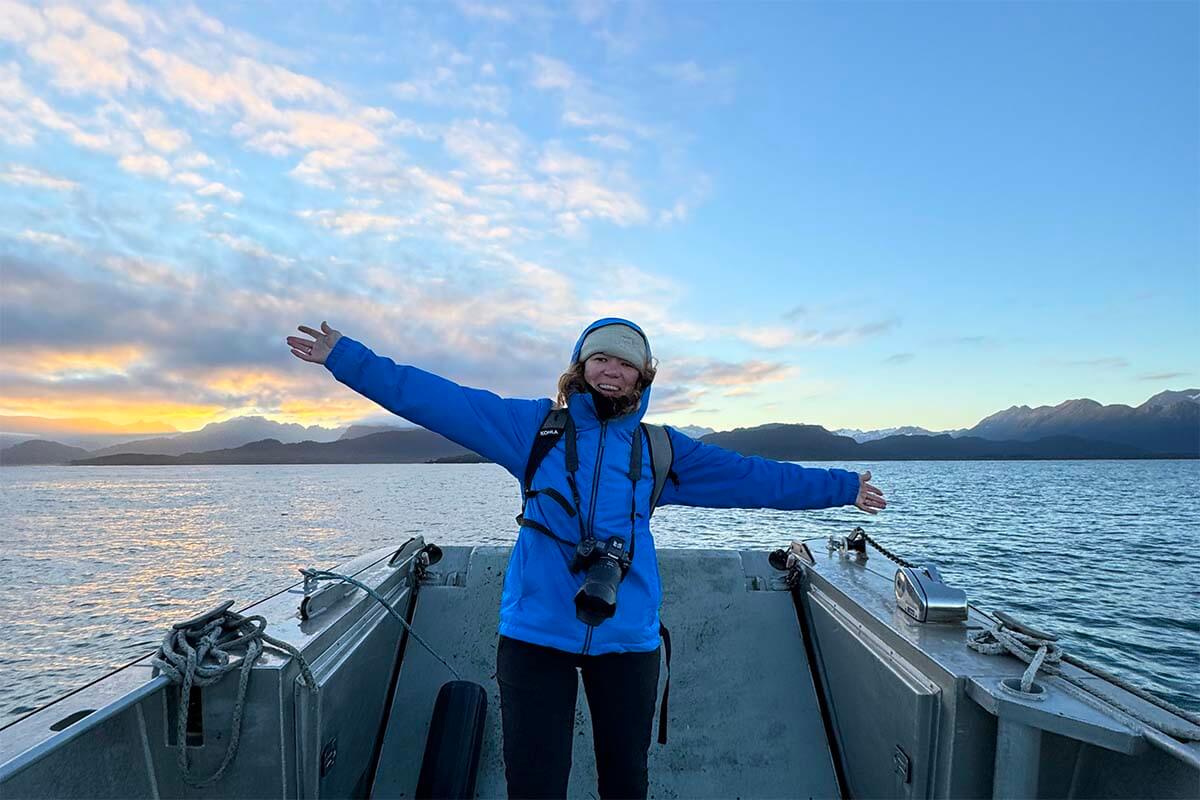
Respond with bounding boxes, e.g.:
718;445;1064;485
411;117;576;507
641;423;675;516
516;409;584;548
523;408;571;498
657;621;672;745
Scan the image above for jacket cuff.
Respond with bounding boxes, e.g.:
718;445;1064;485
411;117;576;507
324;335;356;376
837;468;860;506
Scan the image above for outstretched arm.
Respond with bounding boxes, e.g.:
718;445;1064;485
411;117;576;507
657;428;884;513
287;322;549;478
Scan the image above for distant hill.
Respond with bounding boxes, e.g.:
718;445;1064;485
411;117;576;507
856;433;1149;460
700;424;1154;460
6;389;1193;466
0;433;38;450
672;425;716;439
85;416;347;458
832;425;950;443
339;423;409;440
0;439;91;466
71;429;474;465
967;389;1199;455
431;452;492;464
702;424;857;460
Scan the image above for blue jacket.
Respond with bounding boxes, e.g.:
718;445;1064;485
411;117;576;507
324;321;861;655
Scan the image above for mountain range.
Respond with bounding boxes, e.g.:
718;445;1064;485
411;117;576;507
1;389;1195;466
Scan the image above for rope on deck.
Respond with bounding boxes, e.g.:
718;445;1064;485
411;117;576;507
967;619;1200;742
151;602;317;787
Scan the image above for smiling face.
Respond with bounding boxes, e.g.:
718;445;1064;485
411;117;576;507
583;352;642;399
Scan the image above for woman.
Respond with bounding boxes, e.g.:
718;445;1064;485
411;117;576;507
287;317;885;799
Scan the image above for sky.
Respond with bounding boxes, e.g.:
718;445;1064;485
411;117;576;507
1;0;1197;436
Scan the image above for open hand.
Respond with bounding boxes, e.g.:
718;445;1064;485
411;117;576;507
287;321;342;364
855;471;886;514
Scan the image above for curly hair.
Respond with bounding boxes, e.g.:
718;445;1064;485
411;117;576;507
556;358;657;415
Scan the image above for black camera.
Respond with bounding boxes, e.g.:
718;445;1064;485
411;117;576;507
570;536;633;625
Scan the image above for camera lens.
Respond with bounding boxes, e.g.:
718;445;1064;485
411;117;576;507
574;557;622;625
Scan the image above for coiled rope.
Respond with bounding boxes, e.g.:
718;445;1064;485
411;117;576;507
968;614;1200;742
151;602;317;787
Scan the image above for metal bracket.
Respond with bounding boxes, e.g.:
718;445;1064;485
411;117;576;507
320;736;337;777
893;745;912;783
827;529;868;561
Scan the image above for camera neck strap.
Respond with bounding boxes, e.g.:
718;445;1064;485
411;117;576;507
521;410;645;559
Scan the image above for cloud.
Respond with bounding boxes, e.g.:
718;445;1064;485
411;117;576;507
0;62;140;152
645;384;705;414
782;305;806;321
884;353;915;364
665;358;793;388
175;200;215;222
1137;371;1190;381
175;151;214;169
28;14;140;94
454;1;516;23
0;163;78;190
573;0;610;25
170;171;207;188
5;343;149;378
654;60;736;102
737;326;796;349
1053;356;1129;369
297;209;409;236
443;119;523;177
96;0;147;34
127;108;191;152
530;54;576;91
657;173;711;225
118;152;171;178
657;362;796;407
392;67;508;115
195;181;243;204
794;318;900;347
0;1;731;430
537;143;600;176
17;229;83;253
0;0;47;42
101;255;199;293
586;133;631;151
561;108;655;140
209;232;292;264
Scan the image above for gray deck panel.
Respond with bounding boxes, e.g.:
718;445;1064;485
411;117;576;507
371;546;838;799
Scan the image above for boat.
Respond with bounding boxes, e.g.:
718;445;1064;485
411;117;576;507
2;531;1197;798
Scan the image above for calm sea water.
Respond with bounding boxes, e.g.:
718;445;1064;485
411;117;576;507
1;460;1197;726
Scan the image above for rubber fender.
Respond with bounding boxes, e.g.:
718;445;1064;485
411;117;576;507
415;680;488;800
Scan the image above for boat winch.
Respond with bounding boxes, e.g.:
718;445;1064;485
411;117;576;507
894;563;968;623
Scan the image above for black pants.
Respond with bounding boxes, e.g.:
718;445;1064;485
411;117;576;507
496;635;660;800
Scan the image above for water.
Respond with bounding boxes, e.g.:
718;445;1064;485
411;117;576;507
1;460;1197;727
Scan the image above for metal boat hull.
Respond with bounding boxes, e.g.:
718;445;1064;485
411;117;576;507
2;538;1196;798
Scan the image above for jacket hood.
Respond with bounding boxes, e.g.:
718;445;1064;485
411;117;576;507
569;318;652;428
